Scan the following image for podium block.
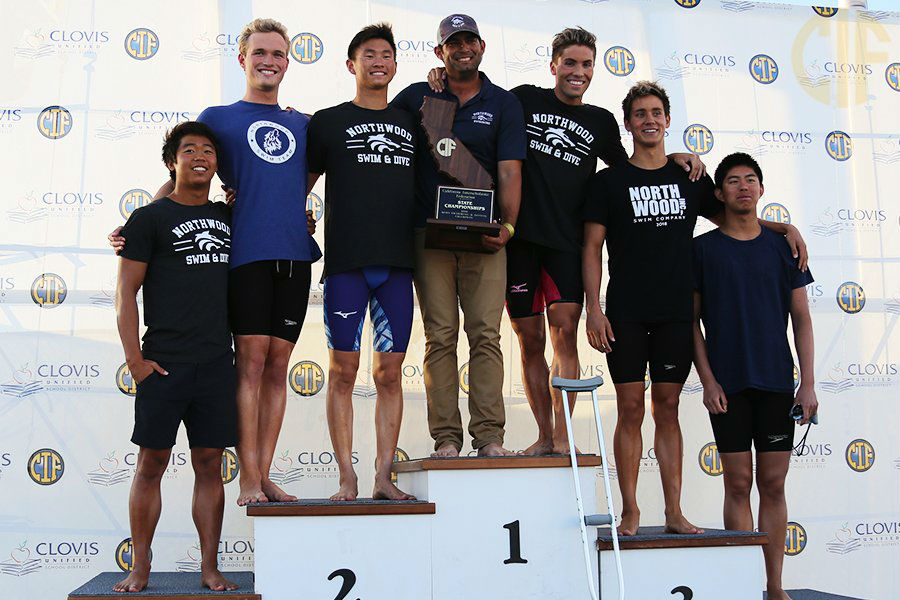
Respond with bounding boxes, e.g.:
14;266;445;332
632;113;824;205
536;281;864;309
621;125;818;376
597;527;767;599
68;571;259;599
394;456;602;600
249;499;434;600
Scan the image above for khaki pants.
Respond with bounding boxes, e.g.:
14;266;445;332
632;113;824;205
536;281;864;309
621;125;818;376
413;228;506;451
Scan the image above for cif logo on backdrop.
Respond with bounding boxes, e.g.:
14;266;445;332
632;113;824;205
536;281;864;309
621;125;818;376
31;273;67;308
886;64;900;92
812;7;838;17
458;362;470;395
221;449;239;484
289;361;324;396
27;448;64;485
116;363;137;396
115;538;151;572
604;46;634;77
673;0;701;7
290;32;323;64
846;439;875;472
306;192;324;222
749;54;778;84
698;442;723;476
836;282;865;314
390;447;409;484
760;203;791;224
119;189;153;219
825;131;852;161
683;124;713;155
37;106;72;139
785;522;807;556
124;28;159;60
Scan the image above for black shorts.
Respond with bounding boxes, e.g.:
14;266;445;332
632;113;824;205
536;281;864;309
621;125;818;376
605;320;692;384
506;238;583;318
228;259;311;343
710;388;795;453
131;353;238;449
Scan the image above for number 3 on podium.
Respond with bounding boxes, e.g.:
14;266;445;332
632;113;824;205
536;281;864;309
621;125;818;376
503;520;528;565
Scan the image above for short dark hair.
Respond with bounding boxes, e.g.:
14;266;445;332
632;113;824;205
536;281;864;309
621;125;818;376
714;152;764;189
551;27;596;61
161;121;220;182
622;81;671;119
347;22;396;60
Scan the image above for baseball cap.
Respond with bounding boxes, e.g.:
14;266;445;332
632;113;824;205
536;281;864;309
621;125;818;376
437;14;481;45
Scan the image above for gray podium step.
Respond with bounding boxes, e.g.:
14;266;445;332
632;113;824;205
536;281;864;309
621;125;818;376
769;592;868;600
69;571;258;600
597;526;768;550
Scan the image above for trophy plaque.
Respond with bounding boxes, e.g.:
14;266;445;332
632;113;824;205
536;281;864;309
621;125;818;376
420;96;501;252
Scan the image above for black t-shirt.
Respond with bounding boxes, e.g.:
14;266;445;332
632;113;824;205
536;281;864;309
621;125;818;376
584;159;721;322
307;102;417;276
694;227;814;395
513;85;627;252
119;197;232;362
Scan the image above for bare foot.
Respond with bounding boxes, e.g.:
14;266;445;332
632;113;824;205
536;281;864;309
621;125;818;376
551;442;582;455
665;513;704;535
431;443;459;458
373;477;416;501
329;473;358;501
617;509;640;536
517;439;554;456
112;568;149;593
202;568;239;591
261;478;298;503
236;486;267;506
477;443;515;457
765;588;792;600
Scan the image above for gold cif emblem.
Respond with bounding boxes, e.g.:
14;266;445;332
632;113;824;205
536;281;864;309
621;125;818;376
436;137;456;157
458;362;469;395
674;0;701;7
221;449;240;484
27;448;64;485
119;189;152;219
31;273;67;308
812;7;838;17
115;538;148;571
306;192;324;222
683;124;713;155
116;363;137;396
37;106;72;139
289;361;324;396
836;282;865;314
825;131;852;161
845;439;874;472
698;442;723;476
749;54;779;84
887;64;900;92
388;447;409;484
760;203;791;224
784;522;807;556
604;46;635;77
124;28;158;60
290;32;323;64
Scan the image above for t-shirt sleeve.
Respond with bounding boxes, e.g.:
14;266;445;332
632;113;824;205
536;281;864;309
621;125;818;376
696;175;722;219
496;94;527;161
597;111;628;168
306;112;326;175
389;84;416;115
583;171;609;225
119;206;156;264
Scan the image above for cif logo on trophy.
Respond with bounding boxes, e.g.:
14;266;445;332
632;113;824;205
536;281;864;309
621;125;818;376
290;32;323;64
124;28;159;60
289;360;325;396
116;363;137;396
31;273;67;308
37;106;72;139
603;46;635;77
749;54;779;84
698;442;723;476
420;97;501;252
119;189;152;219
836;281;865;314
825;131;852;161
886;63;900;92
784;522;807;556
28;448;64;485
760;202;791;224
221;449;239;484
845;439;875;472
683;124;714;155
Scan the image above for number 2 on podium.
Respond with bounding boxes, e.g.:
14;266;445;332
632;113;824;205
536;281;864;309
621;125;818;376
503;520;528;564
328;568;359;600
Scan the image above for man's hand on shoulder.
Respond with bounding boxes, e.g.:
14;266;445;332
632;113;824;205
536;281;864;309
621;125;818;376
671;152;706;182
108;226;125;254
784;224;809;272
427;67;447;93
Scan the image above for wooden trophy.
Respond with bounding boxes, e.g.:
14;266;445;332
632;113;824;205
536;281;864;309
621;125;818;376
420;96;501;252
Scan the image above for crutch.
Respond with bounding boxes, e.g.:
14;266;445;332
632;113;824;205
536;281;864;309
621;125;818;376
552;375;625;600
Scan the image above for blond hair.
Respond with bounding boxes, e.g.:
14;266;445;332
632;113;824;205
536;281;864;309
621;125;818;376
238;18;290;56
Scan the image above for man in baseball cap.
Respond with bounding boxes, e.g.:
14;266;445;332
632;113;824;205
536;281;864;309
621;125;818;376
437;14;481;45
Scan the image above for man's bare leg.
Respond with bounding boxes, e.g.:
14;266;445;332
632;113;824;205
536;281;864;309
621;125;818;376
327;349;359;501
720;452;754;531
190;448;238;592
651;382;703;534
234;334;269;506
371;351;415;500
547;303;582;454
112;448;169;593
510;315;554;455
756;451;792;600
613;382;645;536
257;336;298;503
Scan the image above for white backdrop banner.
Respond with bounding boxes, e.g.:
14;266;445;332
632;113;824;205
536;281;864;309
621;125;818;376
0;1;898;598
